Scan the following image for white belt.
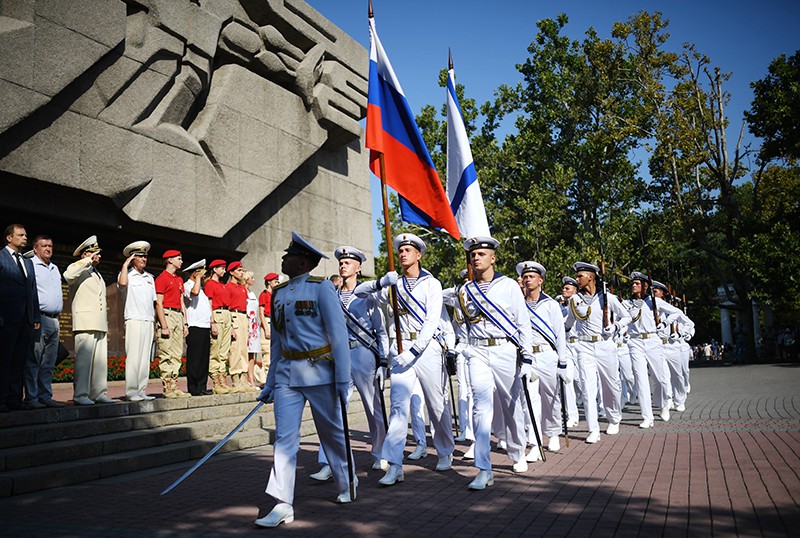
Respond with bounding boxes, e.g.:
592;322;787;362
391;331;418;341
633;332;658;340
575;335;602;343
469;337;512;347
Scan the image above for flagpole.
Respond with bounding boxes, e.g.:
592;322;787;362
379;153;404;353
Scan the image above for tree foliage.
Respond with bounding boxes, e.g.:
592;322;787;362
373;12;800;355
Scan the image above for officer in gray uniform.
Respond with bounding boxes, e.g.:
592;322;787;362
255;232;353;529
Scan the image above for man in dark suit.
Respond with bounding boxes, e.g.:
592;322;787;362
0;224;41;412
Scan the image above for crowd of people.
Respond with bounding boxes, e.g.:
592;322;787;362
0;223;280;411
1;223;701;527
250;230;697;528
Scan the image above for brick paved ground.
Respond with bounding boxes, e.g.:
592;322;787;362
2;364;799;537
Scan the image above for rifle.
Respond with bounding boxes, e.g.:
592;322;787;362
646;268;660;326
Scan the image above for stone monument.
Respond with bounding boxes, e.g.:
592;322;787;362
0;0;372;354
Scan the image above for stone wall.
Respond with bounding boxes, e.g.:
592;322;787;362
0;0;373;354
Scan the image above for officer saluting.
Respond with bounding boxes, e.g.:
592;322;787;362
256;232;353;529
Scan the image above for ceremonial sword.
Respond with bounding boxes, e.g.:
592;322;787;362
161;401;265;495
522;375;546;462
559;379;570;448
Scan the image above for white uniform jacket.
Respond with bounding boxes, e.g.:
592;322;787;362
455;274;535;365
564;291;630;339
526;293;567;365
339;287;389;364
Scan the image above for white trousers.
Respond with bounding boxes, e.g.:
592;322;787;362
73;331;109;400
467;342;526;471
617;343;636;404
382;341;454;465
319;345;387;464
681;342;692;390
564;344;579;423
664;342;688;406
410;378;428;445
627;338;658;422
573;339;621;433
456;352;474;440
647;341;672;408
524;349;561;440
266;384;352;505
125;320;154;398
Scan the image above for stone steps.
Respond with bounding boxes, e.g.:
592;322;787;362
0;390;368;497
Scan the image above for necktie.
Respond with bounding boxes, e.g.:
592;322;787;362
14;252;25;276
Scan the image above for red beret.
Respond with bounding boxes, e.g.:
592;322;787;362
208;259;226;269
264;272;279;281
227;261;242;272
162;249;181;259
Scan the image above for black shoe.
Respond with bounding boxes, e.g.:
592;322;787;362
201;389;214;395
40;399;65;408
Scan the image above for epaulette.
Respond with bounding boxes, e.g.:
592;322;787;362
307;276;325;283
273;281;289;291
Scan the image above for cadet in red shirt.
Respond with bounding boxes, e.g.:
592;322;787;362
227;261;254;392
155;249;189;398
204;259;235;394
258;273;280;376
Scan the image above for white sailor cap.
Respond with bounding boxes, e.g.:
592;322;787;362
516;261;545;278
334;246;366;263
123;240;151;257
651;279;668;292
561;276;579;287
22;249;34;259
462;236;500;252
183;258;206;273
284;231;329;262
393;233;426;254
573;261;600;274
630;271;649;282
74;235;101;257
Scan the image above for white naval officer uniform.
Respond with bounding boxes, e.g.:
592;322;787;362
456;272;534;473
263;272;352;506
564;266;631;438
663;309;695;409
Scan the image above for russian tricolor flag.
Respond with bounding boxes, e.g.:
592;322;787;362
446;59;490;238
366;15;460;240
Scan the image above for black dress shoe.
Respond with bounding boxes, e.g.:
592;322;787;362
201;389;214;395
40;399;65;408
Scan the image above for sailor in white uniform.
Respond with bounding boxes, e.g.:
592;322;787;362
564;262;631;443
456;237;535;490
309;246;389;481
354;233;455;486
517;261;569;457
559;277;580;428
255;233;353;529
652;280;695;414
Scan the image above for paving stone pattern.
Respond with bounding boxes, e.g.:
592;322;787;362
1;364;799;537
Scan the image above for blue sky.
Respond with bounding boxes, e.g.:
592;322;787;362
306;1;800;251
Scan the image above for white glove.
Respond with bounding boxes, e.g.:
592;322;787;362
602;323;617;339
393;350;415;368
257;385;274;404
557;362;573;384
656;321;670;339
374;366;387;391
682;331;692;343
520;362;536;382
380;271;398;288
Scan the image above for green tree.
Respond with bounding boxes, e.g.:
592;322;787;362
745;51;800;163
